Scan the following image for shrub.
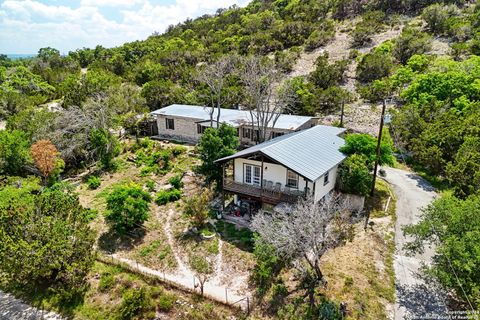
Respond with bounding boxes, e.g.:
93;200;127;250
117;287;152;320
356;51;394;83
157;293;176;311
305;20;335;51
170;145;187;157
105;183;152;232
145;179;155;192
184;188;213;227
155;188;182;205
98;273;115;292
167;175;183;190
86;176;101;189
393;27;432;64
338;154;372;197
251;236;284;295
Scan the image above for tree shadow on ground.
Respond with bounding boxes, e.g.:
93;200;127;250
97;227;146;253
396;282;448;319
406;174;437;193
214;220;254;252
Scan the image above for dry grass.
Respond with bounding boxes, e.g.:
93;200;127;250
320;180;396;320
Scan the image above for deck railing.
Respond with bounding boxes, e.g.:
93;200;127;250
223;179;302;204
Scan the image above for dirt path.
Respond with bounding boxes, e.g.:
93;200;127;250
111;208;251;310
383;167;449;320
0;290;63;320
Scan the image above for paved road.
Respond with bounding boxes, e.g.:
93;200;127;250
0;290;62;320
384;167;449;320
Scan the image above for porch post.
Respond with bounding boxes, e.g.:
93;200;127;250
260;154;264;188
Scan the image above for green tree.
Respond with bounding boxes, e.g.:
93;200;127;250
356;51;394;83
105;183;152;232
393;27;432;64
184;187;213;228
340;132;395;168
404;195;480;309
338;154;372;196
0;130;31;175
0;183;96;293
446;137;480;198
197;123;239;185
89;128;120;169
309;53;348;89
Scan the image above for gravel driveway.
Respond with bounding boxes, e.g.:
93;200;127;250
0;290;62;320
383;167;449;320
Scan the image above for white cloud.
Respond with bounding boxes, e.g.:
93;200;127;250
0;0;249;54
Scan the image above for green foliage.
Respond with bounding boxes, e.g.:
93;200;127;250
305;19;336;51
168;174;183;189
184;188;213;227
157;293;176;311
105;183;152;232
135;139;173;175
338;154;373;196
356;51;394;83
197;123;239;185
309;53;348;90
393;26;432;64
98;273;115;292
0;183;95;293
0;129;31;175
116;287;152;320
351;11;385;47
155;188;182;205
445;137;480;198
86;175;101;190
340;132;395;167
252;236;284;295
89;128;120;169
404;195;480;309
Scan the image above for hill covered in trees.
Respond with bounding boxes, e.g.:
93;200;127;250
1;0;480;315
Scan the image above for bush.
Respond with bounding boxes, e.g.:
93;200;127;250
251;236;283;295
167;175;183;190
356;51;394;83
170;145;187;157
394;27;432;64
117;287;152;320
155;188;182;205
145;179;155;192
157;293;176;311
305;20;335;51
338;154;372;197
98;273;115;292
86;176;101;189
105;183;152;232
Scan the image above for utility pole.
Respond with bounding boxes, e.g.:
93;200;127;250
370;99;387;197
340;100;345;127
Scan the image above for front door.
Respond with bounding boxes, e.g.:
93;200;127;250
244;164;261;186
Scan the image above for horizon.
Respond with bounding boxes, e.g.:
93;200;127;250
0;0;250;54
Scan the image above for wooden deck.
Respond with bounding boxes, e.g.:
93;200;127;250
223;180;302;204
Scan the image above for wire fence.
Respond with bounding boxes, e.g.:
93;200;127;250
96;254;253;314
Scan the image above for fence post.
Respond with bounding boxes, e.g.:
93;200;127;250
225;288;228;303
193;276;195;290
247;297;250;315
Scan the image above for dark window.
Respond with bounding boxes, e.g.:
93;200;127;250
242;128;251;139
253;130;260;141
166;118;174;130
197;124;207;134
323;171;330;186
272;131;284;138
286;170;299;189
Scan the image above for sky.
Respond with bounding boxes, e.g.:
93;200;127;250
0;0;250;54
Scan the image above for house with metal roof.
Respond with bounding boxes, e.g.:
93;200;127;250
150;104;317;145
215;125;347;210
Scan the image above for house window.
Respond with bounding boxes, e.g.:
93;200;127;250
197;124;207;134
242;128;251;139
323;171;330;186
166;118;175;130
286;170;298;189
253;130;260;141
272;131;284;139
244;164;261;186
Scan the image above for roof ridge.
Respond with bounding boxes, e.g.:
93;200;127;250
261;125;333;152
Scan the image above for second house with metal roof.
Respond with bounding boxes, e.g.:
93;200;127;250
150;104;317;146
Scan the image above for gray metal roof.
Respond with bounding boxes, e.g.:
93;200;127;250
151;104;314;130
216;125;347;182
